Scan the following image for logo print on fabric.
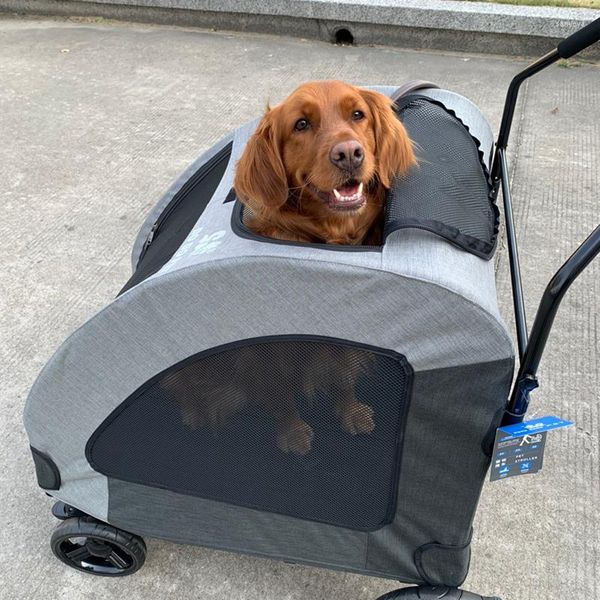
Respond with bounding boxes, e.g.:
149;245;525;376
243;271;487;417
191;230;226;255
169;228;226;267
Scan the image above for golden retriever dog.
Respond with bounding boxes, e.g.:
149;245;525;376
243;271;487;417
167;82;414;455
234;80;415;245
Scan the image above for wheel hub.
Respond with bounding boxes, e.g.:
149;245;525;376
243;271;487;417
85;539;113;558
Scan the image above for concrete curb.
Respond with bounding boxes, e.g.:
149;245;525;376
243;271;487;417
1;0;598;58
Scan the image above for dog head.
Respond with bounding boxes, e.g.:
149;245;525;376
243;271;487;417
234;80;415;234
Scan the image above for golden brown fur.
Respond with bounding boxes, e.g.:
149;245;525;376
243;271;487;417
234;80;416;245
166;344;375;455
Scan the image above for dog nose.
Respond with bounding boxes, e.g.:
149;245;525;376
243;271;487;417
329;140;364;171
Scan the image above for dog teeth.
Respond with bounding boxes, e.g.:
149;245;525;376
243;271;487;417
333;183;363;204
333;185;364;204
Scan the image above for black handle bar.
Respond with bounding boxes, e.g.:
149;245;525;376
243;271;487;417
490;17;600;424
491;17;600;183
558;16;600;59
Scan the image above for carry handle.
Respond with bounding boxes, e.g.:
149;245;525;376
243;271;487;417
557;17;600;59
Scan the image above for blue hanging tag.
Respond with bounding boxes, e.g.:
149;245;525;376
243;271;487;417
490;416;573;482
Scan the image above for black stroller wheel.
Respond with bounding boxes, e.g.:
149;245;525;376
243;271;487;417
50;517;146;576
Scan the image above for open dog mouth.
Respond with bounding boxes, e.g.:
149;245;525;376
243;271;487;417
310;180;366;212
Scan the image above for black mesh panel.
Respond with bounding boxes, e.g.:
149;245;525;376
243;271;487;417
386;96;498;258
87;336;412;531
119;141;232;295
231;97;497;258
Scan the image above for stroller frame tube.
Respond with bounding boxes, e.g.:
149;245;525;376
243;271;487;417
490;49;561;183
504;224;600;424
497;148;528;360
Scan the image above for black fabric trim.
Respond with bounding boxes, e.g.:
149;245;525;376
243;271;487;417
86;335;413;532
223;188;236;203
384;218;494;258
393;94;500;260
139;141;233;262
30;447;61;490
231;200;382;252
413;530;472;587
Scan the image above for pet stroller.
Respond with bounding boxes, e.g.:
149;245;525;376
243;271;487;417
24;19;600;600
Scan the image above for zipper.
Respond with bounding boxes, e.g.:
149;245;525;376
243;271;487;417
138;142;233;263
140;222;159;257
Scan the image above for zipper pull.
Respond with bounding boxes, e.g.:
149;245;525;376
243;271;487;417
142;222;158;254
146;223;158;246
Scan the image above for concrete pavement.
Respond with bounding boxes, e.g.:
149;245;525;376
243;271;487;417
0;16;598;600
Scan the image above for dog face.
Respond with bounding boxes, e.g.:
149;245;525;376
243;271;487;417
278;81;381;213
234;80;415;243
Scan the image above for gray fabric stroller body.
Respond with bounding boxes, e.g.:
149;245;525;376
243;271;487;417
24;86;515;589
24;20;600;598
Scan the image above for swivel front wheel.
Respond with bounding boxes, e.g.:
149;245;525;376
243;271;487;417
50;517;146;576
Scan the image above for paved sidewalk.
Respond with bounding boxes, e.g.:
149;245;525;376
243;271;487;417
0;16;598;600
3;0;599;57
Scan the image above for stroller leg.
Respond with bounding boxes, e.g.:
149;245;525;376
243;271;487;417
376;585;501;600
51;500;88;520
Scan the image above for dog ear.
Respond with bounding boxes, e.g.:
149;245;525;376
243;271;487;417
360;89;416;188
234;107;288;211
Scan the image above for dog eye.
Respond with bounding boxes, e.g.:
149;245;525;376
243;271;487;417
294;118;310;132
352;110;365;121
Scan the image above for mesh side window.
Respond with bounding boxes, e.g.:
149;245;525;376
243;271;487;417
387;97;498;258
86;337;412;531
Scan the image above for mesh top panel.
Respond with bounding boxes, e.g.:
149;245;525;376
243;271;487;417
387;97;498;258
233;96;497;257
86;337;412;531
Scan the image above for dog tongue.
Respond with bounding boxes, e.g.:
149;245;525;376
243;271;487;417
335;182;360;197
329;182;364;209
